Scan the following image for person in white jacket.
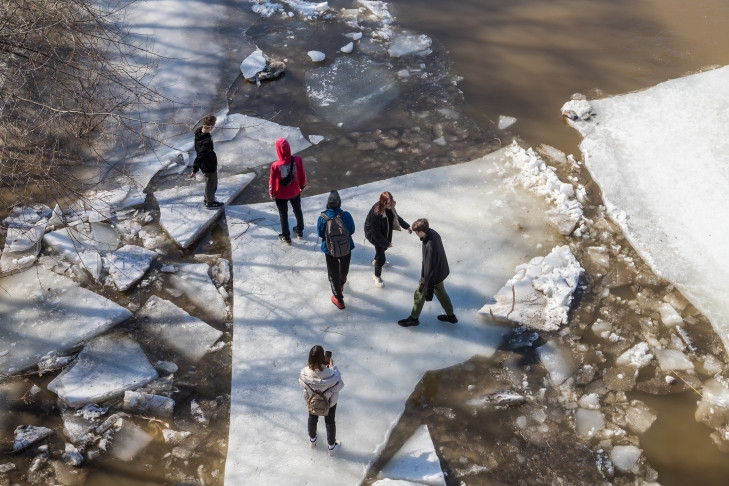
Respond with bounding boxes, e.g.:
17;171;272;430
299;345;344;455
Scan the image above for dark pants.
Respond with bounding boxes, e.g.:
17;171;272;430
373;245;387;277
203;171;218;204
275;195;304;238
308;403;337;446
326;253;351;301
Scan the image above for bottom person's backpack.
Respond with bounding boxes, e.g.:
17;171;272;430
305;381;339;416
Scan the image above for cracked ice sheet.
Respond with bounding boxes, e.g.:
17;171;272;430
568;66;729;351
378;425;445;485
214;114;311;176
224;148;560;485
156;173;255;248
0;267;132;378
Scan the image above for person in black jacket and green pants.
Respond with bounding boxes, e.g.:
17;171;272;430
398;218;457;327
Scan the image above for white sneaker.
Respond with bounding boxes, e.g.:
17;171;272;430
328;441;341;456
309;433;318;448
372;275;384;288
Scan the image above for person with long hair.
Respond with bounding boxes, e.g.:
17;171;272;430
364;191;412;287
299;345;344;455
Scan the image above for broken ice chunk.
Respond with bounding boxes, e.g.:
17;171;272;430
575;408;604;437
537;340;577;386
657;302;683;327
106;245;155;291
655;349;694;372
498;115;517;130
240;49;267;81
307;50;325;62
377;425;445;485
610;445;642;473
13;425;54;452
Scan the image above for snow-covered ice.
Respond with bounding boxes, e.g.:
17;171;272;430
224;149;560;484
377;425;445;486
564;65;729;352
47;334;158;407
480;245;583;331
0;267;132;378
156;173;255;248
137;296;223;363
106;245;156;291
240;49;267;81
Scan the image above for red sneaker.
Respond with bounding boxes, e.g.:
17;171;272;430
331;295;345;309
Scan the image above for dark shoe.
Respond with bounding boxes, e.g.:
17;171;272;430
204;201;224;209
398;316;420;327
437;314;458;324
294;228;303;239
331;295;345;309
278;234;292;244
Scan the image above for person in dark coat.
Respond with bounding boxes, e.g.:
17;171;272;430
364;191;412;287
317;190;355;309
398;218;457;327
269;137;307;244
188;114;222;209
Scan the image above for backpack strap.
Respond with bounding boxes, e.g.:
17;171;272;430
304;380;339;396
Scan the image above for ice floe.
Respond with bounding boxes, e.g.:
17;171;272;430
224;148;559;484
168;264;228;323
137;296;223;362
480;245;583;331
0;267;132;378
377;425;445;486
156;173;255;248
47;334;158;407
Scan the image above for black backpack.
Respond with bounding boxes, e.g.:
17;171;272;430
321;212;351;257
305;381;339;416
280;157;295;186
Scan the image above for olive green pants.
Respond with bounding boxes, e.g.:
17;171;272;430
410;280;454;319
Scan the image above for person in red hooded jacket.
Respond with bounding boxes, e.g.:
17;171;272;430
269;138;307;244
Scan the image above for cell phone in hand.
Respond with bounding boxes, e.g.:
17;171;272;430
325;350;332;363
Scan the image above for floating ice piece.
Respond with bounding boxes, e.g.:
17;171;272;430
506;142;583;235
47;334;158;407
537;340;577;386
106;245;155;291
575;408;604;437
346;32;363;40
62;443;83;466
378;425;445;486
565;66;729;353
655;349;694;372
537;144;568;165
357;0;394;40
306;57;398;128
340;42;354;53
309;134;325;145
388;32;432;58
481;245;583;331
308;50;325;62
695;378;729;427
657;302;683;327
610;445;642;473
123;390;175;418
156;173;254;248
0;267;132;378
498;115;517;130
466;390;525;410
625;400;657;434
240;49;267;81
13;425;54;452
1;204;52;273
616;342;654;368
212;114;311;175
168;264;228;322
137;296;224;362
109;419;153;461
191;399;208;424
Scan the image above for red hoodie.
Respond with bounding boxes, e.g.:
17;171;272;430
269;138;306;199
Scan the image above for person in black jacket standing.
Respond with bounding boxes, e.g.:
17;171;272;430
364;191;412;288
188;114;222;209
398;218;457;327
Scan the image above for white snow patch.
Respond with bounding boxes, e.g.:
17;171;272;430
378;425;446;486
481;245;583;331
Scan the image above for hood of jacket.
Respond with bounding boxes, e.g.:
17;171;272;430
276;137;291;163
